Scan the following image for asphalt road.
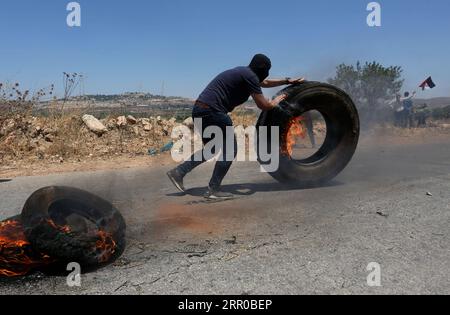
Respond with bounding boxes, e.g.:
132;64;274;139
1;139;449;295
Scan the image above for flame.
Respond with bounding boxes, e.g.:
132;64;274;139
282;116;306;157
0;220;54;277
95;230;117;263
46;219;72;234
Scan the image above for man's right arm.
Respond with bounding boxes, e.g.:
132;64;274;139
261;77;305;88
252;93;287;111
401;91;417;101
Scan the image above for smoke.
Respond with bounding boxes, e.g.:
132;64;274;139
300;60;339;83
266;59;341;99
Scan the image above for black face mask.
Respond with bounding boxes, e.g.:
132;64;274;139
249;54;272;83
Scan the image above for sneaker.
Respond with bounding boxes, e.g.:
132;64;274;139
204;187;234;200
167;168;185;193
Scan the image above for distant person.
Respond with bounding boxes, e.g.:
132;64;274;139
402;91;416;128
167;54;305;200
302;112;316;148
415;104;430;128
388;94;404;127
394;94;403;127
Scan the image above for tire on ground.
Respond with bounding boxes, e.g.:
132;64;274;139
257;82;360;187
20;186;126;267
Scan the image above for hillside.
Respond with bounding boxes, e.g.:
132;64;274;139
39;92;194;109
414;97;450;109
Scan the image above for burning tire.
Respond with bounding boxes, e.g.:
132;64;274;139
257;82;359;186
20;186;126;268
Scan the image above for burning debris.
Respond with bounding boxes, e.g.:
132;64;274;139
95;230;118;263
0;187;126;278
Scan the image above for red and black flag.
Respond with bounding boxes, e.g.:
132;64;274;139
419;77;436;90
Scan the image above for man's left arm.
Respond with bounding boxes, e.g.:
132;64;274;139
261;77;305;88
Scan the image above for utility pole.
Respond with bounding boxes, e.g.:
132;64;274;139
161;81;165;97
80;74;86;97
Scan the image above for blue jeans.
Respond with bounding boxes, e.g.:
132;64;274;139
177;107;238;190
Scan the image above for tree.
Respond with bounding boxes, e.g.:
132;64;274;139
329;61;404;124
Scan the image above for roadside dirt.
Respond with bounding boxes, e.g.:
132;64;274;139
0;154;174;179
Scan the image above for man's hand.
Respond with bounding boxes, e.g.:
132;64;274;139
287;77;306;85
271;94;287;107
252;93;287;111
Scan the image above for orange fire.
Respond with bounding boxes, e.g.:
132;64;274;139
0;220;53;277
95;230;117;263
282;116;306;157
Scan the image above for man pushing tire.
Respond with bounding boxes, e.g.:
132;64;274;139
167;54;304;200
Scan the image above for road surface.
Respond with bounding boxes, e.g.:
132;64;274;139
1;139;449;294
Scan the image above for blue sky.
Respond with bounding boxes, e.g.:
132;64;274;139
0;0;449;98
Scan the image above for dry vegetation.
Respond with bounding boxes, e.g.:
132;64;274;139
0;82;178;174
0;82;259;177
1;113;179;159
1;82;449;178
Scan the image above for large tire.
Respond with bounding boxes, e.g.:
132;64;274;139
257;82;359;187
20;186;126;268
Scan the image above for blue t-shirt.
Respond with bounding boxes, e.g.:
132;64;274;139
403;99;413;112
197;66;263;113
